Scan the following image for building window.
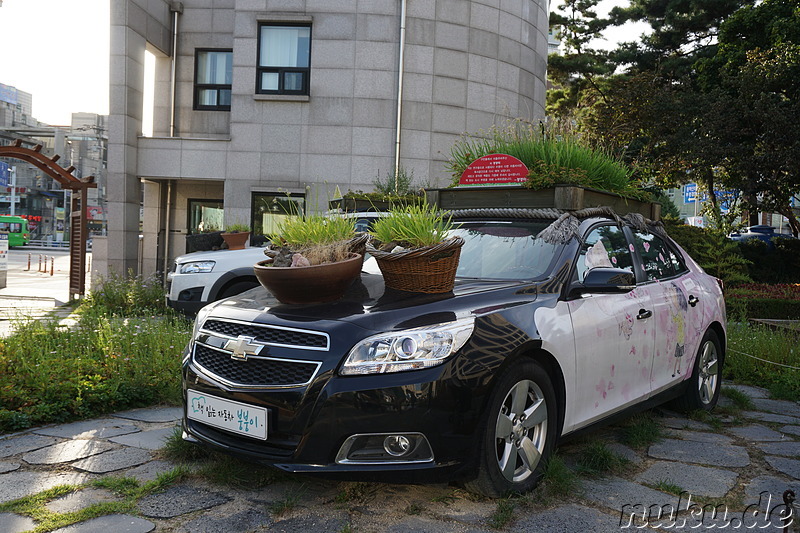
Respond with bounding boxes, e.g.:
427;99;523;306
194;49;232;110
188;199;224;234
257;25;311;95
251;192;304;241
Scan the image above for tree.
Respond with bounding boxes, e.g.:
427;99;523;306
547;0;614;117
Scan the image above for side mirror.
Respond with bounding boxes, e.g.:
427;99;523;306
571;267;636;297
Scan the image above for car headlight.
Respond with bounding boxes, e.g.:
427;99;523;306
179;260;215;274
340;318;475;375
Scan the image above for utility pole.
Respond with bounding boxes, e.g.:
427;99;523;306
10;165;16;216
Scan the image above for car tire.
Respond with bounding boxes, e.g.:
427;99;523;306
218;280;260;299
674;329;723;412
465;359;557;498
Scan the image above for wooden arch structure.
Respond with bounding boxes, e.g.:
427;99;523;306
0;139;97;298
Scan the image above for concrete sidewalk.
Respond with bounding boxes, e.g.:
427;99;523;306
0;384;798;532
0;250;81;336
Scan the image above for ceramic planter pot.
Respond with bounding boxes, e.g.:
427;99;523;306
222;231;250;250
254;252;362;304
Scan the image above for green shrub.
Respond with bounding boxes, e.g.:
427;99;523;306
738;238;800;283
83;269;170;317
0;313;191;432
663;219;750;287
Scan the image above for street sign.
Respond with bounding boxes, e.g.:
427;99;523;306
683;183;697;204
0;162;8;187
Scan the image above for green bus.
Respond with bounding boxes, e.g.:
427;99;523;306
0;215;30;247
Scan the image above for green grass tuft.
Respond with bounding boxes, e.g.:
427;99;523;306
619;412;663;449
653;479;684;496
487;498;516;529
576;440;630;477
721;387;754;410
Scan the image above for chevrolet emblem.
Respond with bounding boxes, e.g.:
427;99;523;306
223;336;263;361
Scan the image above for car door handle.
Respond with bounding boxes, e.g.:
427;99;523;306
688;295;699;307
637;309;652;320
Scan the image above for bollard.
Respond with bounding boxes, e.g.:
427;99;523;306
38;254;42;272
26;253;31;271
50;256;54;276
87;256;91;273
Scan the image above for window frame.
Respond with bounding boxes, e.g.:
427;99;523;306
256;23;312;96
193;48;233;111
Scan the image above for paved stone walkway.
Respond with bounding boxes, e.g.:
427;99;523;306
0;385;798;532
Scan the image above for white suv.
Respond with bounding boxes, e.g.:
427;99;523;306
167;212;384;314
166;246;268;314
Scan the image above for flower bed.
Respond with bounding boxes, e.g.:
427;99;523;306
725;283;800;319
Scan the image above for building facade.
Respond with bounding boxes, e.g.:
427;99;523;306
0;84;107;242
106;0;550;277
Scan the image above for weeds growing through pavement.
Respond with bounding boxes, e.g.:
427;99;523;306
619;412;664;449
576;440;631;477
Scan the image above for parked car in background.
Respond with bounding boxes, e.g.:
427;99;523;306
729;225;797;247
180;207;726;497
167;212;384;314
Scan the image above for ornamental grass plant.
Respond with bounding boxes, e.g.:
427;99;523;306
269;213;357;265
447;120;644;200
368;203;454;250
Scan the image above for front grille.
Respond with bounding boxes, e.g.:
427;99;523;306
193;344;320;387
202;319;328;350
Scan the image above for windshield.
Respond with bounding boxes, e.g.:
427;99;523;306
452;221;559;280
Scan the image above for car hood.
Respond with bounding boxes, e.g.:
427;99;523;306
201;272;540;334
174;247;269;265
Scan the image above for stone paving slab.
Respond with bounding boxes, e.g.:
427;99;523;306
183;508;273;532
0;434;58;458
0;512;37;533
112;407;182;423
764;456;800;480
109;427;175;450
751;398;800;418
137;485;231;519
606;442;643;465
634;461;738;498
780;425;800;437
46;488;121;514
0;460;21;473
648;439;750;467
659;417;712;431
579;477;678;513
744;475;800;505
742;411;800;425
123;460;178;482
663;429;733;444
729;424;786;442
52;514;155;533
34;418;140;440
23;439;115;465
757;441;800;457
0;471;90;504
513;504;624;532
71;447;153;473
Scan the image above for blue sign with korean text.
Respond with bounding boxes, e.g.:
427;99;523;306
683;183;697;204
0;162;8;187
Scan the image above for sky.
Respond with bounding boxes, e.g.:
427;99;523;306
0;0;642;127
0;0;110;126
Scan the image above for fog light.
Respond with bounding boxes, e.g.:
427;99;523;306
335;432;434;464
384;435;411;456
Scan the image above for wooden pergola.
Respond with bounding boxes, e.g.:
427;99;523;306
0;139;96;298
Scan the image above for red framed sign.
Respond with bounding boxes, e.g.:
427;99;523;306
459;154;528;185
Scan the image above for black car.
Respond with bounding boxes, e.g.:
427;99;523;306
181;207;726;496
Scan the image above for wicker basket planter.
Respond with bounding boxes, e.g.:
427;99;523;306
254;252;363;304
367;236;465;294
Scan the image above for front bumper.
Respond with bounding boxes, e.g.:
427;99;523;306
181;352;487;474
